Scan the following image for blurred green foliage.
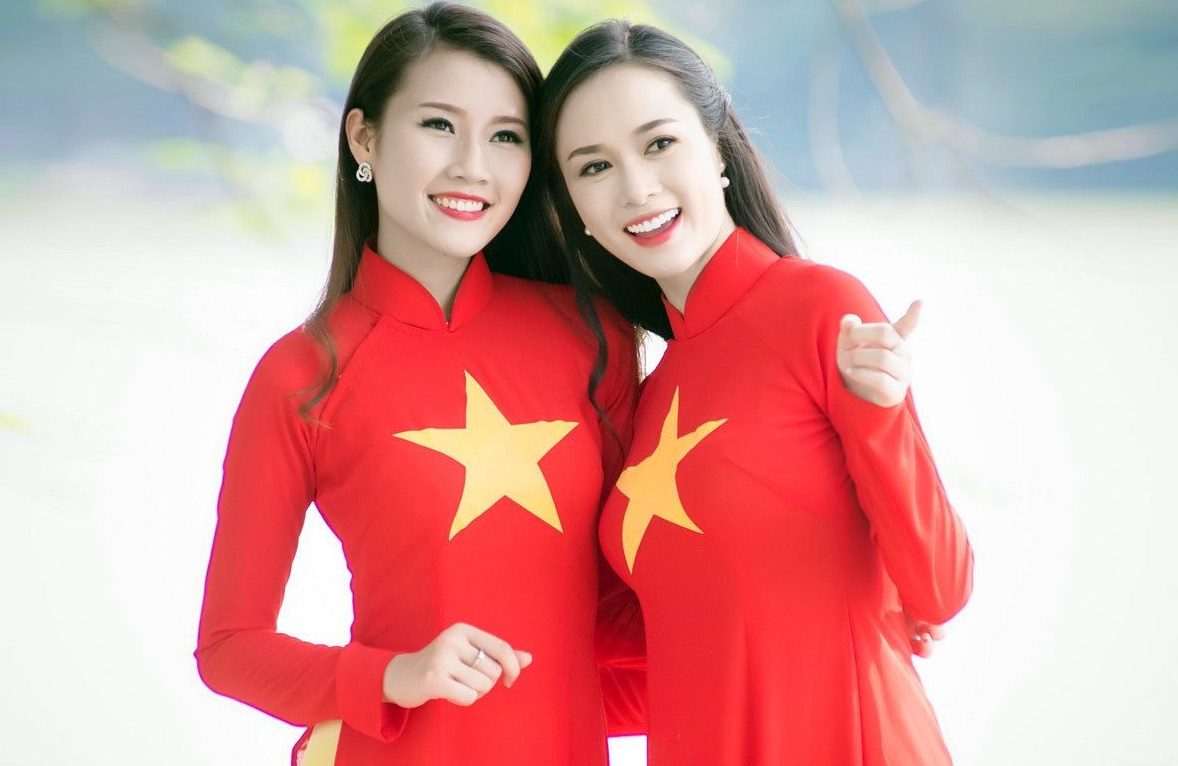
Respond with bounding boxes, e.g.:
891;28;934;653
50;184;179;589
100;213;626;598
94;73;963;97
31;0;1175;210
36;0;726;232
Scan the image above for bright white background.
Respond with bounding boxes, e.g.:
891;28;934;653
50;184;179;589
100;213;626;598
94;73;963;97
2;180;1175;764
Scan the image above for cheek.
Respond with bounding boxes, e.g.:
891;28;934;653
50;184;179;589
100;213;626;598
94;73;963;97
680;168;724;218
492;152;531;194
568;184;613;227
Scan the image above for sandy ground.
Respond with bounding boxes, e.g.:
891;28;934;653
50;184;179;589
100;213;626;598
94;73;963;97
2;178;1176;764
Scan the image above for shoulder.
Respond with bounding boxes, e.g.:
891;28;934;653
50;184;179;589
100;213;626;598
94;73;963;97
494;273;638;378
493;273;578;314
247;296;379;400
758;256;873;305
248;327;320;394
737;257;884;359
491;274;622;341
746;257;881;325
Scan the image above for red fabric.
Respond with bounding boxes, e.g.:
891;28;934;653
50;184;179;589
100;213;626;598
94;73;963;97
197;245;645;764
599;228;973;765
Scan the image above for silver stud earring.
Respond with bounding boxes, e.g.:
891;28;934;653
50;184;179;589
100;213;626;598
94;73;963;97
356;162;373;183
720;175;731;189
584;226;592;237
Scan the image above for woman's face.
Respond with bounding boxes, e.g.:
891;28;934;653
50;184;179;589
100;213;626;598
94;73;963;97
555;63;735;299
348;48;531;267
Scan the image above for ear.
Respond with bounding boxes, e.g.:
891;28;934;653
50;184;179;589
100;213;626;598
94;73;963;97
345;108;374;165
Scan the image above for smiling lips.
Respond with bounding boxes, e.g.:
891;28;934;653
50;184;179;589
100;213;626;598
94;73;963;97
623;207;681;246
431;193;490;221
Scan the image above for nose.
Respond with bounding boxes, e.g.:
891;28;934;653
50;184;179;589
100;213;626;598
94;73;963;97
447;136;491;185
620;160;661;207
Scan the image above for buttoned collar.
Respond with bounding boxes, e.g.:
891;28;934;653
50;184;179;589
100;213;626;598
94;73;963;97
350;242;494;330
664;227;781;340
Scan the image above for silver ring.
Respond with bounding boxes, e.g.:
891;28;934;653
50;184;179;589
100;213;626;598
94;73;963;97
471;648;486;667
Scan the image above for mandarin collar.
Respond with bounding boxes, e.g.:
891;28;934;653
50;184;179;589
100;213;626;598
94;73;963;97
349;242;494;330
664;227;781;340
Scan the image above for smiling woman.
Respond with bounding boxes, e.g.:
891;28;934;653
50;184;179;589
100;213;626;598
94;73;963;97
555;63;736;311
538;20;973;766
344;49;532;311
192;4;648;765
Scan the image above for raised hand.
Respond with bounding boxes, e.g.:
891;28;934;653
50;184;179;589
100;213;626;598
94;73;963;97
837;300;921;408
381;622;533;708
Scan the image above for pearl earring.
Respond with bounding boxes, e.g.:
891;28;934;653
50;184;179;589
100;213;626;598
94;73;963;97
584;227;592;237
355;162;373;183
720;175;730;189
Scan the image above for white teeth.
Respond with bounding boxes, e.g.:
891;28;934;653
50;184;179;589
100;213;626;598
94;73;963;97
433;196;486;212
626;208;680;234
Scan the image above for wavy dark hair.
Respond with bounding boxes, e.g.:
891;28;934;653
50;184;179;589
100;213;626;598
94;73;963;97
300;2;562;417
536;20;798;343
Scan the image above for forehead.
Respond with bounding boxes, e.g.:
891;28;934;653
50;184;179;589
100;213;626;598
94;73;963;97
390;47;527;117
556;64;699;150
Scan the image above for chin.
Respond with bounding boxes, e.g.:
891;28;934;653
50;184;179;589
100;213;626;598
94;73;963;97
619;252;691;282
435;232;496;259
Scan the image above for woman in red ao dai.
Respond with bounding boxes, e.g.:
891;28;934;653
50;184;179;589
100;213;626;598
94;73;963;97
195;6;647;765
538;20;974;766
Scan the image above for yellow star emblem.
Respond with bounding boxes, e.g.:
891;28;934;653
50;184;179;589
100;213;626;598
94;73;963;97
616;388;726;572
394;372;579;540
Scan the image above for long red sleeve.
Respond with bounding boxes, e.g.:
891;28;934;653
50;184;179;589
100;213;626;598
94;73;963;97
799;266;974;624
196;326;409;742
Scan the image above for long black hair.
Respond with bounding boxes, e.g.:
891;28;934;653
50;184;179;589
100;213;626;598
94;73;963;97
301;2;562;417
536;20;798;342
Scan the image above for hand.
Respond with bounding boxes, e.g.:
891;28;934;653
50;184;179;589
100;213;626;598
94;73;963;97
837;300;921;408
381;622;533;708
905;610;945;658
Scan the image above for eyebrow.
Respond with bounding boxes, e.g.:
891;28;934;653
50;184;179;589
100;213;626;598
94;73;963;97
418;101;528;128
565;118;680;162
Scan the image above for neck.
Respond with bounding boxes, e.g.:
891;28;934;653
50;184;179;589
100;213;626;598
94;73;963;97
658;217;737;315
375;232;473;321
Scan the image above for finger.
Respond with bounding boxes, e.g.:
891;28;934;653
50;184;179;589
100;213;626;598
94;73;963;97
843;368;904;407
892;300;922;339
848;348;907;381
911;635;934;658
927;624;946;641
450;662;495;698
471;650;504;685
846;322;904;351
838;314;862;350
439;676;481;707
464;627;523;686
515;649;533;669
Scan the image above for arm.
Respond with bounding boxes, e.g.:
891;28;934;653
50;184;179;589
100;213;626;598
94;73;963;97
194;333;408;742
834;301;952;651
813;270;974;625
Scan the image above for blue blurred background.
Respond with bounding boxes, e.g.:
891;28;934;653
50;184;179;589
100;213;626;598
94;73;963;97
3;0;1176;200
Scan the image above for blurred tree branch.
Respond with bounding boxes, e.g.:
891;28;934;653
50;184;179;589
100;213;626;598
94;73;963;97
82;3;342;160
62;0;704;151
830;0;1178;169
43;0;715;228
808;33;858;193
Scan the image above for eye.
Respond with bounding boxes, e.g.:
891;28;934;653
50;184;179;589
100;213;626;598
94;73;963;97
421;117;454;133
491;130;525;144
579;160;611;177
647;136;676;153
